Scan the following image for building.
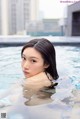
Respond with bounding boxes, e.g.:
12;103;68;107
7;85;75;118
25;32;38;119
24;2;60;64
42;19;60;33
66;1;80;36
16;0;39;35
0;0;2;35
0;0;9;35
27;19;62;36
0;0;39;35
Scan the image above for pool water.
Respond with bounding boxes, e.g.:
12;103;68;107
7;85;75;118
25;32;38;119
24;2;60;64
0;46;80;89
0;47;23;89
0;46;80;119
56;46;80;88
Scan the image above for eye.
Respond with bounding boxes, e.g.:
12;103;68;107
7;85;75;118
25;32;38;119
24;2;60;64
21;56;26;60
31;59;37;63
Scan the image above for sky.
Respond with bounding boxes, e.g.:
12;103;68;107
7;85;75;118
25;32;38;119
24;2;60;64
39;0;73;19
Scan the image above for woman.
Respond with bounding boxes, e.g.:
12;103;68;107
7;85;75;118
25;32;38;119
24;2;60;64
0;38;59;107
21;38;58;80
21;38;59;105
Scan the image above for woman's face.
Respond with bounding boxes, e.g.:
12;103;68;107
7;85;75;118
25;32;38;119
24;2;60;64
21;47;48;78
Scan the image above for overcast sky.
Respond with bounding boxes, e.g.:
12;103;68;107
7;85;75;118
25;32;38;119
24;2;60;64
39;0;73;18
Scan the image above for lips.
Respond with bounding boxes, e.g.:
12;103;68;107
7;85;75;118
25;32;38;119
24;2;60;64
23;71;29;75
23;70;32;78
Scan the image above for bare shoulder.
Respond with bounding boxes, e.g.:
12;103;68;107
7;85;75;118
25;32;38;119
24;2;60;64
24;72;51;89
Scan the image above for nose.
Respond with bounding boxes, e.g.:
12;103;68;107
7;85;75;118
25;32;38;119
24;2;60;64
23;61;30;70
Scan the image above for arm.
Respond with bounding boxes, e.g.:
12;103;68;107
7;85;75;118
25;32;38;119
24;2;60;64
23;72;51;91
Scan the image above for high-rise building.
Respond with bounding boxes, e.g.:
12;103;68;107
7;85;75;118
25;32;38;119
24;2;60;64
65;1;80;36
0;0;39;35
0;0;1;35
0;0;9;35
16;0;39;35
8;0;17;35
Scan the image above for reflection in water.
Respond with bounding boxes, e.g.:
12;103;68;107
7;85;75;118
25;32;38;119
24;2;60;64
23;85;56;106
1;81;80;119
6;85;56;119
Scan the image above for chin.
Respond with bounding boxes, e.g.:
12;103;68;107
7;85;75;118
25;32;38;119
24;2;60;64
24;74;32;78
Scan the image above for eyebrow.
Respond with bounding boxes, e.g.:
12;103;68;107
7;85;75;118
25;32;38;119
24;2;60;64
22;54;39;59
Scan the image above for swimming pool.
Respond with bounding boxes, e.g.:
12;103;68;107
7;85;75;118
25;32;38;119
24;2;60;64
0;46;80;89
0;46;80;119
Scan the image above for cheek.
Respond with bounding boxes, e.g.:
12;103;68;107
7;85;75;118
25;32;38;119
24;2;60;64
32;63;45;70
21;61;24;68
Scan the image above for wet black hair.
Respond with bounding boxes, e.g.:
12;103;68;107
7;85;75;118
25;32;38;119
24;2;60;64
21;38;59;80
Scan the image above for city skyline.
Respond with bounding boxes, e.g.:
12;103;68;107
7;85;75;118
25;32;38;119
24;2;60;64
0;0;39;35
